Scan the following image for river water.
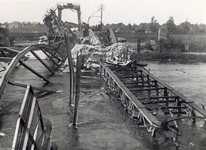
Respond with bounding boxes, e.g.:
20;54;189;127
1;57;206;150
145;62;206;107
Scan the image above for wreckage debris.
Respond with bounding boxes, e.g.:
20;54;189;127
63;42;131;71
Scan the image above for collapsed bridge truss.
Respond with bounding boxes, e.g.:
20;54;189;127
100;61;206;139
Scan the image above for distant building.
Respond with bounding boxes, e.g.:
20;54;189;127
8;21;21;29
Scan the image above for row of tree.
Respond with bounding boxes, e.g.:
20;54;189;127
93;16;206;35
165;17;205;34
1;16;206;35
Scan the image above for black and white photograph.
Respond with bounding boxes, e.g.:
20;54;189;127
0;0;206;149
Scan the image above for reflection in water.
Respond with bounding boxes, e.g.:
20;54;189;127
68;126;80;149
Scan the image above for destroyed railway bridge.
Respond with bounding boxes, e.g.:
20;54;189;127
0;2;206;150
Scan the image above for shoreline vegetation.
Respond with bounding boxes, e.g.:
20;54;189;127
10;31;206;64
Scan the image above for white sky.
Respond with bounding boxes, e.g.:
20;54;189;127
0;0;206;25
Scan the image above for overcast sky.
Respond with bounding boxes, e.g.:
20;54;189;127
0;0;206;25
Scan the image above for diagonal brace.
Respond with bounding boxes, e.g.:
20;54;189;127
19;60;50;82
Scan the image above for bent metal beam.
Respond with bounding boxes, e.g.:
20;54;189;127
0;44;62;99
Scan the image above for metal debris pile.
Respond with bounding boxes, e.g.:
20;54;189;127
64;42;131;71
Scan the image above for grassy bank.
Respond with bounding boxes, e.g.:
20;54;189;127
131;52;206;63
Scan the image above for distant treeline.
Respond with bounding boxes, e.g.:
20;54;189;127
91;16;206;35
1;16;206;35
0;21;46;33
10;32;45;40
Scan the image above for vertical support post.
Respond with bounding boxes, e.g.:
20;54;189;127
77;8;81;31
137;39;140;53
100;4;103;31
100;61;102;77
147;75;151;97
58;9;62;20
159;39;161;52
64;33;74;105
73;53;82;126
176;97;181;117
164;87;168;106
140;71;144;87
154;81;159;96
102;68;104;79
191;109;196;123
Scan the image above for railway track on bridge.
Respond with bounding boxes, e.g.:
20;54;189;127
100;61;206;141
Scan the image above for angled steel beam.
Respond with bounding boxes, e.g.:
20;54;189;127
0;47;20;53
0;44;57;99
31;50;55;75
42;48;63;63
19;60;50;82
41;49;60;67
101;62;161;127
50;39;65;46
0;57;13;62
8;81;56;93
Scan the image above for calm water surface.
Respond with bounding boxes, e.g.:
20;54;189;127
1;59;206;150
145;62;206;107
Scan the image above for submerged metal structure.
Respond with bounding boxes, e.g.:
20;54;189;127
1;2;206;149
100;61;206;140
0;3;79;149
0;38;76;149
